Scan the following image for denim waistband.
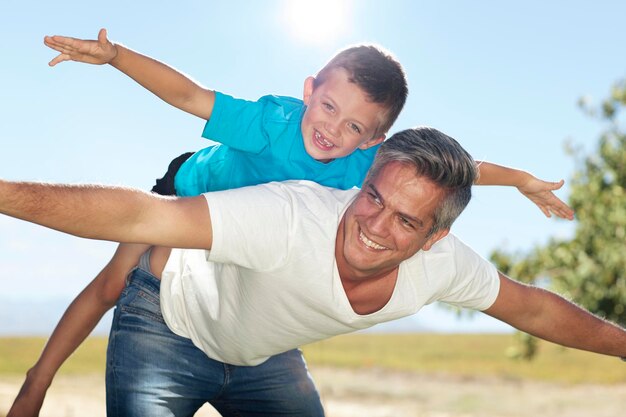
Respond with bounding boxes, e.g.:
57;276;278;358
127;266;161;295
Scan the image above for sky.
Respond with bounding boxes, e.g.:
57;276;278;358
1;0;625;335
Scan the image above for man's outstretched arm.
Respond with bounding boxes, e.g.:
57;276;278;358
484;272;626;359
0;180;213;249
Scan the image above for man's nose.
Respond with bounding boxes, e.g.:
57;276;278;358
367;210;391;236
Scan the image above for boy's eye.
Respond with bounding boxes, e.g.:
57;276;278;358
349;123;361;134
323;102;334;112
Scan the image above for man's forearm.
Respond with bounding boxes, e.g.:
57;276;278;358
524;290;626;357
0;180;146;242
0;179;213;250
485;274;626;359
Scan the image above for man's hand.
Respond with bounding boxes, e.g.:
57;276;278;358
517;176;574;220
44;28;118;67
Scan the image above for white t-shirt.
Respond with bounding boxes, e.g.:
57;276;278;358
160;181;500;366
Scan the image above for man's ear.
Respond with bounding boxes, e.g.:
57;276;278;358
303;76;315;105
358;134;386;150
422;228;449;251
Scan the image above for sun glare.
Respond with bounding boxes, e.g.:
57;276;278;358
284;0;351;44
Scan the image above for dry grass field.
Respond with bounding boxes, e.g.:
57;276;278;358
1;334;624;417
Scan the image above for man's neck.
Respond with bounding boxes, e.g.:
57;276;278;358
340;268;399;315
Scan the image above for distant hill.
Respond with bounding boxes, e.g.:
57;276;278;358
0;296;511;336
0;296;113;336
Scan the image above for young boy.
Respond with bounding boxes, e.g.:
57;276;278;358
8;29;573;416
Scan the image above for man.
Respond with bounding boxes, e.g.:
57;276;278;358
1;127;624;417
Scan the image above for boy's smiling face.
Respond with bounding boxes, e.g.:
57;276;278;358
301;68;387;163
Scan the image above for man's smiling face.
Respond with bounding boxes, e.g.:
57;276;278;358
336;161;450;282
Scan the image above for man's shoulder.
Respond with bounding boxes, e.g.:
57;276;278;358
209;180;358;206
422;233;479;260
401;233;475;269
264;180;359;207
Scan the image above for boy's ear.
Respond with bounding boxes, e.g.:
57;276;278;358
303;76;315;105
358;134;386;150
422;229;449;251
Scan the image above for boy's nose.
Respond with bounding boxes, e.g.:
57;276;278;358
325;119;340;137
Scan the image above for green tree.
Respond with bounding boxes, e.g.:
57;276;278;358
491;79;626;360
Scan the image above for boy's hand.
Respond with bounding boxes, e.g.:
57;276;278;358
44;28;117;67
517;177;574;220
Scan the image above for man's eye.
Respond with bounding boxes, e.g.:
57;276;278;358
368;192;382;206
323;103;334;112
399;217;414;228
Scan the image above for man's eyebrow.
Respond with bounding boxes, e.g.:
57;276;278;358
368;184;424;228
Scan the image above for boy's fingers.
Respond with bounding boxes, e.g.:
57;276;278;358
46;36;85;53
552;205;574;220
547;180;564;191
97;28;108;44
43;37;60;50
44;42;66;54
44;37;76;53
48;54;68;67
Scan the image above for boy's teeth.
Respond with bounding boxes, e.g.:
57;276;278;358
359;230;387;250
315;131;333;148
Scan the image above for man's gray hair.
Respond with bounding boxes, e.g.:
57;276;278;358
364;127;477;236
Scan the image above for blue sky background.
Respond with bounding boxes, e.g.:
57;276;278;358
1;0;625;335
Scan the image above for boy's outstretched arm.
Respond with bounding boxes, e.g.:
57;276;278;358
475;161;574;220
7;243;148;417
44;28;215;120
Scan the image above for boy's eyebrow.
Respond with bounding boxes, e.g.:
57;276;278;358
322;93;374;132
368;184;425;228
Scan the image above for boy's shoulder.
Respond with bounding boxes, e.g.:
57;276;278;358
218;91;302;108
256;94;305;124
216;92;304;121
258;94;304;110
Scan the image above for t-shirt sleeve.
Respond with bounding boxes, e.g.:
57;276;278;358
202;182;294;270
201;92;269;154
432;235;500;311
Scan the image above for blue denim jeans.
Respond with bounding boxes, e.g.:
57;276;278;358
106;267;325;417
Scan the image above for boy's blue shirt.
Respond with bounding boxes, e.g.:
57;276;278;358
174;92;379;196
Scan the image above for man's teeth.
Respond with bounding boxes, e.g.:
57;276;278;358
359;231;387;250
315;131;334;148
